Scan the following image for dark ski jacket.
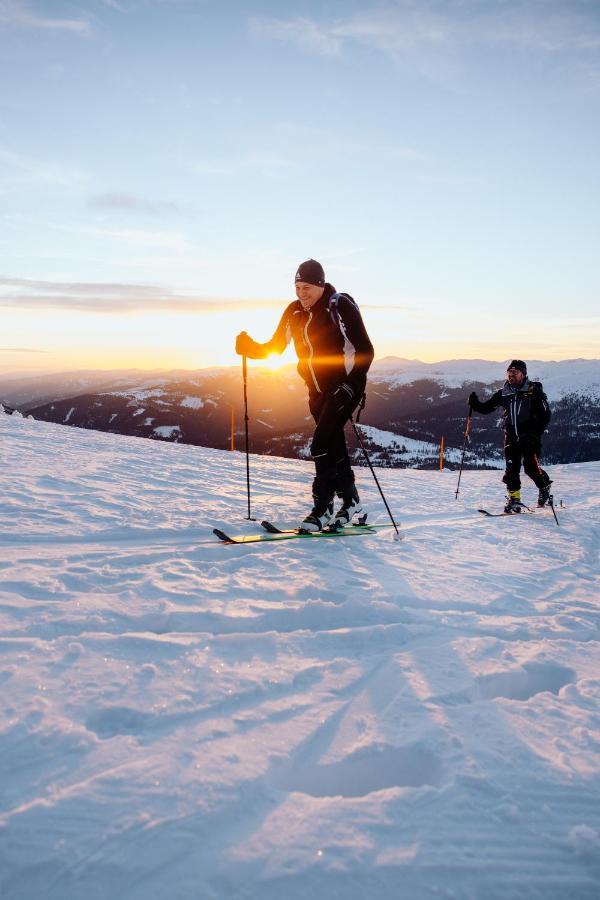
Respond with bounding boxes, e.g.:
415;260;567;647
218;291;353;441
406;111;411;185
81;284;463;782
471;379;551;443
242;283;375;399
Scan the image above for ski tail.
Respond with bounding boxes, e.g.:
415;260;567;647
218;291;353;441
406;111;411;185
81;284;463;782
213;527;237;543
261;520;287;534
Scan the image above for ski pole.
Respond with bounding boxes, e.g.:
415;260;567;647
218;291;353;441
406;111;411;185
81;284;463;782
242;355;255;520
350;418;401;539
454;407;472;500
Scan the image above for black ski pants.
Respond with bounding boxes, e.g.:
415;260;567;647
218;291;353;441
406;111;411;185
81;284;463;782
503;435;551;493
308;390;357;505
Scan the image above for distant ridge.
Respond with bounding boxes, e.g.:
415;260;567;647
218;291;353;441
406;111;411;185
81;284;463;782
11;357;599;470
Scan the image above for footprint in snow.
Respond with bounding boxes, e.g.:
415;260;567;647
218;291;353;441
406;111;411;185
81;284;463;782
85;706;154;739
437;661;576;705
270;742;442;798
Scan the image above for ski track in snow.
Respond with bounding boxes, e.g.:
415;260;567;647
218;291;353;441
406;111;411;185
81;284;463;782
1;413;599;900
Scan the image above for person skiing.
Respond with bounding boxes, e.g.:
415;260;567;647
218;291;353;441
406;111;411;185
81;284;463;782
235;259;375;531
468;359;553;513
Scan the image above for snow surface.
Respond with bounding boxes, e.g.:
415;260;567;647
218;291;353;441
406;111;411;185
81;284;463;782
1;412;599;900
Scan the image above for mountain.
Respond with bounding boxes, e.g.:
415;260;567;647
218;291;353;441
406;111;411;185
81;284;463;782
369;356;600;396
9;358;600;468
1;410;599;899
0;367;221;411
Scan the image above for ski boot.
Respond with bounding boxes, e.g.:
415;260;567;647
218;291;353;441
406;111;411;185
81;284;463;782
504;491;524;514
537;482;553;508
298;499;334;533
331;485;366;528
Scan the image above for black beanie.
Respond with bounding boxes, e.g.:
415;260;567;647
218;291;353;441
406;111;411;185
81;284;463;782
295;259;325;287
507;359;527;375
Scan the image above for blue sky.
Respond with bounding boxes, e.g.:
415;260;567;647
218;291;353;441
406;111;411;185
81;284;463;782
1;0;599;373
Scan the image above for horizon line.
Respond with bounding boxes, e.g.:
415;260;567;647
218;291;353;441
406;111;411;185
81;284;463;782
1;355;599;381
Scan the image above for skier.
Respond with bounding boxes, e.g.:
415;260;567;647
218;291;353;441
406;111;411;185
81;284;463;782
235;259;375;531
468;360;553;513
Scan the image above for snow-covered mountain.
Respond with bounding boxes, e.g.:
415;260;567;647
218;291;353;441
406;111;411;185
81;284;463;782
4;357;600;468
1;409;599;899
370;357;600;400
0;368;169;410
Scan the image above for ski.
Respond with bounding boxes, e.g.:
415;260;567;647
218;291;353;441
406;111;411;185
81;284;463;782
262;520;398;537
212;522;387;545
478;507;533;518
261;517;368;535
479;504;560;521
261;520;289;534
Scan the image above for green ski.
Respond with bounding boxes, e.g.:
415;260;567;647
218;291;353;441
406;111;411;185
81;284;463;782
212;522;391;545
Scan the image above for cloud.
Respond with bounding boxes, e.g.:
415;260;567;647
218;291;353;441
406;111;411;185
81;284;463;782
0;148;85;195
0;346;48;353
191;123;430;178
191;151;292;178
250;16;342;56
0;277;285;314
88;192;182;214
0;0;90;33
253;2;600;60
363;303;420;312
39;220;194;253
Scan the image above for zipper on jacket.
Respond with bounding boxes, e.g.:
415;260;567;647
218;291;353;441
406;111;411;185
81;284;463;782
511;395;520;437
303;312;321;393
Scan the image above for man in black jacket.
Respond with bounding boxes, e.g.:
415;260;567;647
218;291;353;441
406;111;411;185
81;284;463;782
236;259;375;531
469;359;553;513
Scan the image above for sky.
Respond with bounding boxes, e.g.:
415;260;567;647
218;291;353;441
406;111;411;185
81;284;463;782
1;0;599;375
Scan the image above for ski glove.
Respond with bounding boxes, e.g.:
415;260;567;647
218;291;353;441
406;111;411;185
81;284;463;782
332;381;356;412
235;331;253;356
468;391;478;408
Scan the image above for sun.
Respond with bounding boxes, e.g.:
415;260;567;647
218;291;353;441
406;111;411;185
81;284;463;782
261;353;288;371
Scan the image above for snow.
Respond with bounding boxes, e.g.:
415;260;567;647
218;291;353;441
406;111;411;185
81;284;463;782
358;425;501;467
153;425;181;439
371;357;600;400
180;396;204;409
1;411;599;899
111;388;169;401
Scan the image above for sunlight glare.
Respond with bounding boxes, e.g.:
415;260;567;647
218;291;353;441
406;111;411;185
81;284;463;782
262;353;287;371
